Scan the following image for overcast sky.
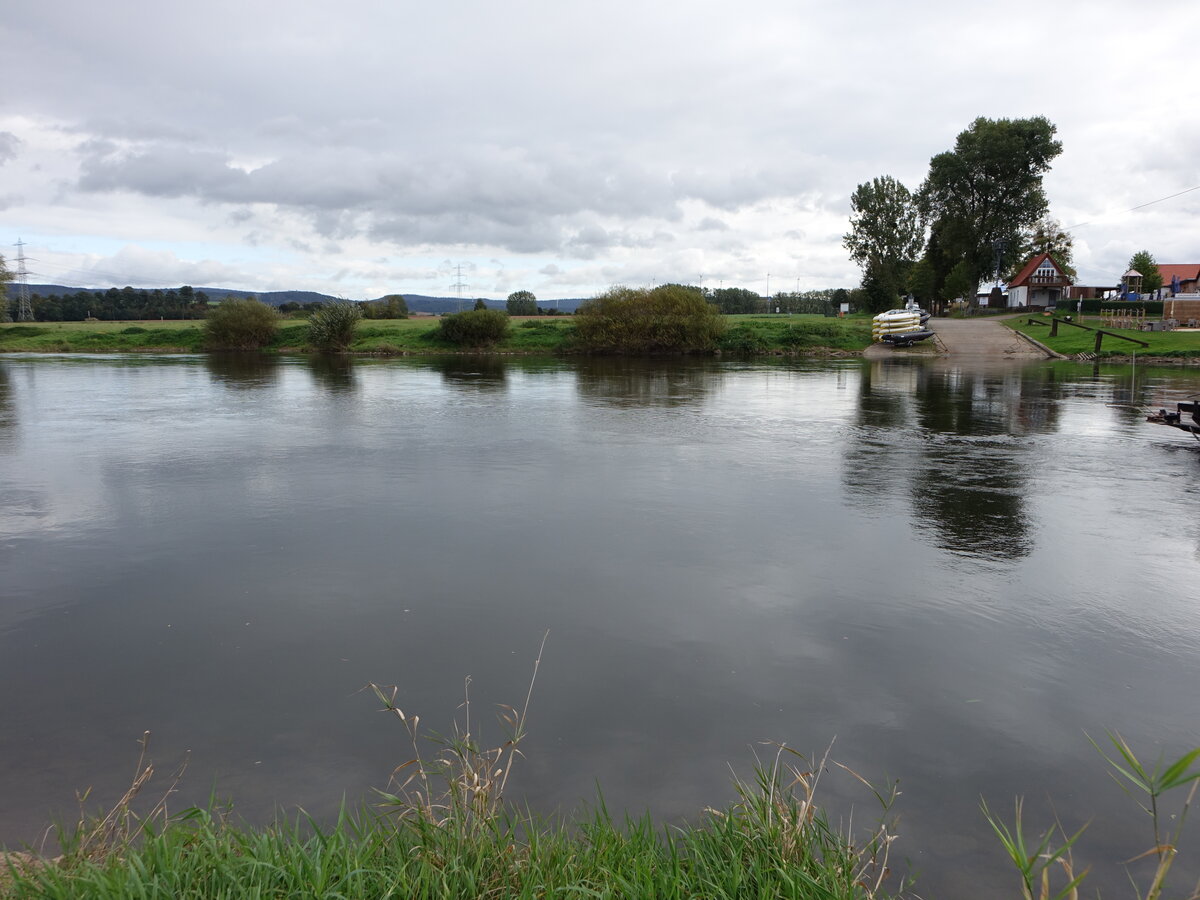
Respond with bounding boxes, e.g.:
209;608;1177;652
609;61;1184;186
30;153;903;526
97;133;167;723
2;0;1197;300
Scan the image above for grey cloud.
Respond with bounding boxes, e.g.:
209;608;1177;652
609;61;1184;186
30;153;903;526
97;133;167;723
0;132;21;165
697;217;729;231
79;143;245;197
71;135;801;256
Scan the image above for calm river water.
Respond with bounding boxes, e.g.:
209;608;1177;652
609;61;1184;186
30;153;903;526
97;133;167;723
3;352;1200;896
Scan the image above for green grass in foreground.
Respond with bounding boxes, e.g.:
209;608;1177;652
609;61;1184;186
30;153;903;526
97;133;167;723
0;314;874;356
1008;316;1200;359
1;797;900;900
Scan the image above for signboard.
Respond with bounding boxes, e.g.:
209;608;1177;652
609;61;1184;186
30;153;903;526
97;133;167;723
840;303;850;314
978;296;989;307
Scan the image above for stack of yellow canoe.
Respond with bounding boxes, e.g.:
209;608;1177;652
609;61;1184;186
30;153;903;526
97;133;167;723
871;310;923;342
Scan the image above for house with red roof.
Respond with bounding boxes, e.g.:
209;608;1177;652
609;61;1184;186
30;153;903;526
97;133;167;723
1007;252;1073;309
1158;264;1200;297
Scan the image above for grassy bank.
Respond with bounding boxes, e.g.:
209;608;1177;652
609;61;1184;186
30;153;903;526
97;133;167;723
0;315;874;356
1;794;901;899
1007;315;1200;360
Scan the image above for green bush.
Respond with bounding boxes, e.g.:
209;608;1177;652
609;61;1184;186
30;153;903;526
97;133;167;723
204;298;279;350
573;285;725;354
435;309;511;347
307;302;362;352
718;324;769;354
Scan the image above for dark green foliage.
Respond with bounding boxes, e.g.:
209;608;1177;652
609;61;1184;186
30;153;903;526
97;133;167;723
307;302;362;351
435;308;511;347
718;325;770;354
361;294;409;319
573;285;725;354
844;175;923;313
473;298;487;310
1128;250;1163;294
1012;217;1076;280
203;298;279;350
506;290;539;316
26;285;212;321
918;116;1063;293
710;286;762;314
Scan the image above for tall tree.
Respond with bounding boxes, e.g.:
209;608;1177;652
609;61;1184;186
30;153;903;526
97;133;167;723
843;175;924;312
506;290;538;316
1127;250;1163;294
1016;216;1076;279
918;116;1063;298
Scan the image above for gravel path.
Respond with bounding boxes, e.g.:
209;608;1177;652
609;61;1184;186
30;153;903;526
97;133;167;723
864;315;1054;359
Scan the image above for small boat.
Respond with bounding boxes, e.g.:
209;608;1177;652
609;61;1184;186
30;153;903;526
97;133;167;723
1147;401;1200;439
879;329;936;347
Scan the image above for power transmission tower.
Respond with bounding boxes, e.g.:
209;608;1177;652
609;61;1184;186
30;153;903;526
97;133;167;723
450;264;469;311
14;239;33;322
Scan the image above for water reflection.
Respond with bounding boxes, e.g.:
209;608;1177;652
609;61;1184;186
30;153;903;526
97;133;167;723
843;360;1061;560
6;355;1200;900
910;443;1032;559
0;366;12;431
204;352;281;389
427;355;508;392
307;354;358;393
574;358;715;407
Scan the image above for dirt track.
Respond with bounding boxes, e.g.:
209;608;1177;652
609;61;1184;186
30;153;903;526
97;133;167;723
864;315;1055;360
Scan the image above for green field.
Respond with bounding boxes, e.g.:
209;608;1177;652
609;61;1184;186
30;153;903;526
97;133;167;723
0;314;875;356
1007;315;1200;359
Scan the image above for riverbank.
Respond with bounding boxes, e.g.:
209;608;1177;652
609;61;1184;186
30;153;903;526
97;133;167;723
2;736;905;899
0;315;874;356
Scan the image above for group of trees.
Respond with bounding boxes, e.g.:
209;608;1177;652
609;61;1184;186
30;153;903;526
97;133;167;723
6;285;213;322
361;294;409;319
845;115;1066;312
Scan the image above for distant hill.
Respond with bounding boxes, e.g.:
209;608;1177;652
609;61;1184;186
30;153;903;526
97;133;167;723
20;284;586;313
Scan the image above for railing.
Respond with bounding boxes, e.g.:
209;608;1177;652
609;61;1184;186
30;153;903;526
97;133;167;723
1025;316;1150;352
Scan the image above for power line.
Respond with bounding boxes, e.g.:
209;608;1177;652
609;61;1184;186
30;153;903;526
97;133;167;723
449;263;468;311
1065;183;1200;231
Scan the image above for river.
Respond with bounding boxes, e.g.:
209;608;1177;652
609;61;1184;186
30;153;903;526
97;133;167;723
2;352;1200;896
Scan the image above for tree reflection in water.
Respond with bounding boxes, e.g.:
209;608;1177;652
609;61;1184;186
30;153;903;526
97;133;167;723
427;355;508;392
307;354;359;393
574;358;717;409
844;360;1076;561
204;352;282;390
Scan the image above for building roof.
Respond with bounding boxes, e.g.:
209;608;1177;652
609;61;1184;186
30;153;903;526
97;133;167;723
1159;264;1200;283
1008;252;1072;288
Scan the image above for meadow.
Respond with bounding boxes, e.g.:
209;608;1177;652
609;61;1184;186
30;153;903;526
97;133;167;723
0;314;875;356
1007;314;1200;359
